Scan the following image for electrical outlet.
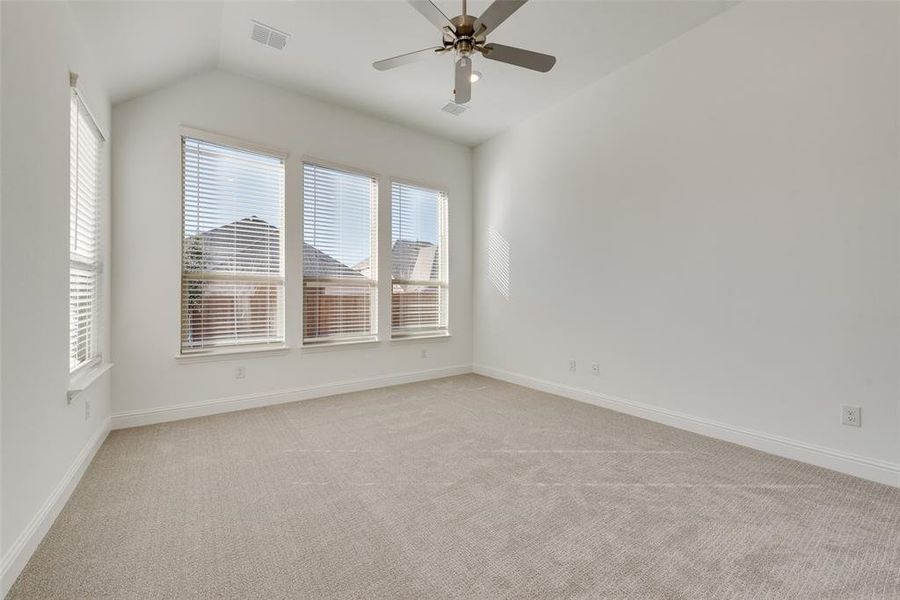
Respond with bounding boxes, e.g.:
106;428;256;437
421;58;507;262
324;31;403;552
592;363;600;376
421;348;428;359
568;360;577;372
84;399;91;420
235;366;246;380
841;405;861;427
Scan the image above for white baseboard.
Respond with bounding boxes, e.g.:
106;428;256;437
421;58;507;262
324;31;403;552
111;364;474;430
474;364;900;488
0;417;111;597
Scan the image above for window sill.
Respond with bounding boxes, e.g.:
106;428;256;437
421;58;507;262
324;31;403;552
68;362;113;403
391;331;451;342
301;337;380;352
176;344;290;364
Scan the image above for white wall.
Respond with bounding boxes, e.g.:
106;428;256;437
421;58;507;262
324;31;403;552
0;1;112;593
0;1;4;576
474;2;900;483
111;69;473;422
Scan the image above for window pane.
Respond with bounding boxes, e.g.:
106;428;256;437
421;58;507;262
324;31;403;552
391;182;448;335
70;268;98;367
181;137;284;353
303;283;374;340
303;163;377;343
182;280;282;347
391;284;447;332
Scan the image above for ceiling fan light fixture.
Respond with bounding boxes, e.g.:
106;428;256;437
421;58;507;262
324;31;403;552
470;70;482;83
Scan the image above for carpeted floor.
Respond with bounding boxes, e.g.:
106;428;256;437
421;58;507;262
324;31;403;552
8;374;900;599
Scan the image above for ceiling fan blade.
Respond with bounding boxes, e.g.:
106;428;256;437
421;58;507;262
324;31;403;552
454;56;472;104
373;47;443;71
408;1;456;33
481;43;556;72
473;0;528;38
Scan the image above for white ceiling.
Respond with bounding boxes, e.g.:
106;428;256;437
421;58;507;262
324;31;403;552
71;1;734;146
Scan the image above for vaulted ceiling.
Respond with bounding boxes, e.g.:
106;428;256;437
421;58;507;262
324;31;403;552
70;1;734;146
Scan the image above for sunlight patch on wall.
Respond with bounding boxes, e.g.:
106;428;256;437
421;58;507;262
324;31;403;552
488;226;511;300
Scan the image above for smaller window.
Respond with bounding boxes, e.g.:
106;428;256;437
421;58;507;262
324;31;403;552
69;90;104;372
303;162;378;344
391;181;449;338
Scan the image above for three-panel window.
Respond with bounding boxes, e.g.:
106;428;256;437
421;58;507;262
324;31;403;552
180;133;449;354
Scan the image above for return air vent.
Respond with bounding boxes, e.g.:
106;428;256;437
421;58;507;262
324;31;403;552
441;102;467;116
251;20;289;50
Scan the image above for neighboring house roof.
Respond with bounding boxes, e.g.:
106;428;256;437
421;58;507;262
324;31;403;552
188;216;363;279
391;240;439;281
188;216;280;273
303;242;363;279
189;218;438;281
353;240;439;281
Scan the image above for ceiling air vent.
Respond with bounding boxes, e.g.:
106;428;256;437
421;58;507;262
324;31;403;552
441;102;467;116
251;20;289;50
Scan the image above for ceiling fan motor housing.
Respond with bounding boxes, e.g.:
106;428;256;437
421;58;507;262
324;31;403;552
449;14;482;57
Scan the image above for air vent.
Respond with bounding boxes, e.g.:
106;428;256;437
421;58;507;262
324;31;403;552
251;20;289;50
441;102;467;116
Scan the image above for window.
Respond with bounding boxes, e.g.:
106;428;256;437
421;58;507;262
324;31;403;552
181;136;285;354
69;90;104;372
302;162;378;344
391;182;448;337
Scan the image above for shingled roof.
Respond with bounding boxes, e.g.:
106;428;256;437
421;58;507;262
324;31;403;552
189;217;363;279
390;239;439;281
187;216;280;273
303;243;363;279
353;240;439;281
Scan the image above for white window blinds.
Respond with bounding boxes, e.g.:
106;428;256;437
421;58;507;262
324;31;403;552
391;182;448;337
69;91;103;372
181;137;285;353
303;162;378;343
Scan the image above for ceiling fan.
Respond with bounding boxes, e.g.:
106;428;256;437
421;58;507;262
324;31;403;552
373;0;556;105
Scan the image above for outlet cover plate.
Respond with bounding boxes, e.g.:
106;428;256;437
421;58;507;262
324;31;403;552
841;405;861;427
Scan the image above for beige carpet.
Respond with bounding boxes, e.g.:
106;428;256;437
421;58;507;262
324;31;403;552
8;374;900;599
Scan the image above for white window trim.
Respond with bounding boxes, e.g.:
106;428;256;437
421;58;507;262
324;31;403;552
299;336;380;352
389;177;450;340
67;362;113;403
300;157;380;347
71;74;109;142
179;126;288;160
174;344;290;363
178;127;289;356
389;331;451;342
